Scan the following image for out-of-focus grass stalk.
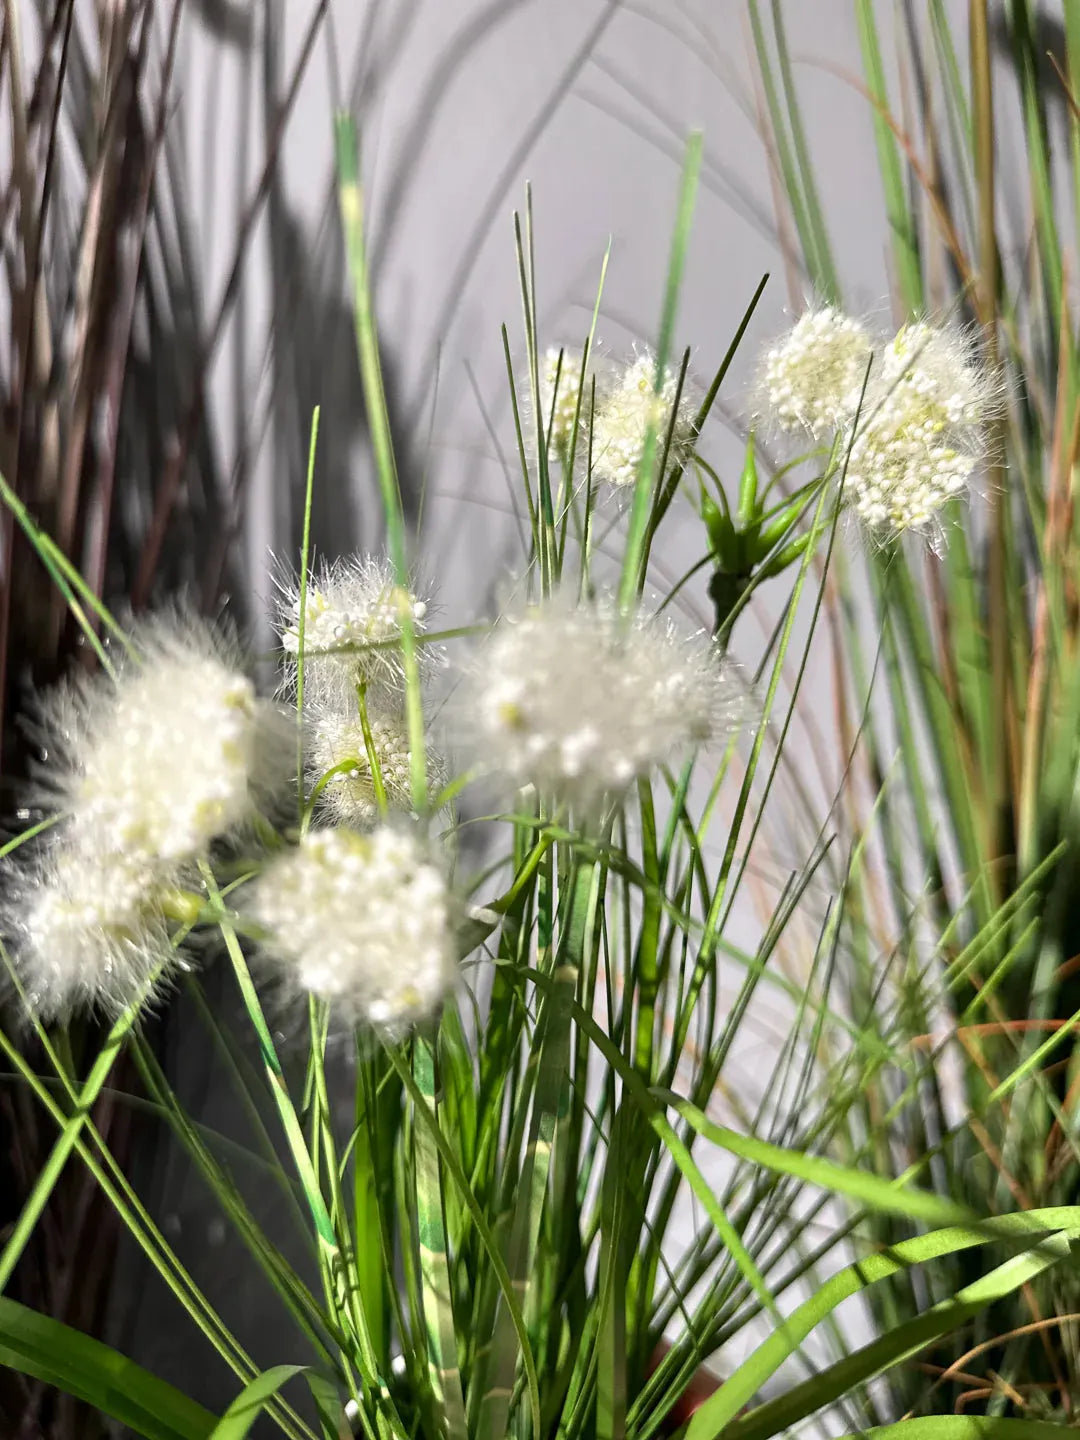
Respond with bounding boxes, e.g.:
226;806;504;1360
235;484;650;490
335;117;428;816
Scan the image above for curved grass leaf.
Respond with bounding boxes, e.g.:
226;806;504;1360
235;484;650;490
685;1212;1080;1440
210;1365;314;1440
840;1421;1073;1439
0;1297;215;1440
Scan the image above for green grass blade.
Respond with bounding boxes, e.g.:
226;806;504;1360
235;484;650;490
747;1;825;294
659;1091;973;1228
411;1032;467;1440
0;968;156;1294
854;0;922;313
0;1298;216;1440
684;1209;1080;1440
620;131;702;609
295;405;320;821
335;114;426;809
477;942;577;1440
210;1366;316;1440
767;0;839;299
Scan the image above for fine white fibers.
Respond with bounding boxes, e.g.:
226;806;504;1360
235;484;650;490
465;597;745;804
6;838;175;1020
846;324;1000;535
3;615;290;1020
760;311;1001;536
250;825;455;1029
878;323;998;430
306;703;416;825
43;619;287;863
591;352;695;487
761;308;873;437
277;556;428;706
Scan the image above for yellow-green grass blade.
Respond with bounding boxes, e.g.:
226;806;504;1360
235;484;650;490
686;1210;1080;1440
840;1421;1075;1439
210;1366;327;1440
383;1039;542;1440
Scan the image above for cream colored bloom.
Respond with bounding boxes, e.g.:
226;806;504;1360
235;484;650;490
277;556;429;708
307;701;429;825
846;323;1000;535
42;617;289;863
250;825;455;1029
591;352;695;487
464;594;746;804
5;837;178;1020
538;346;596;458
761;308;872;437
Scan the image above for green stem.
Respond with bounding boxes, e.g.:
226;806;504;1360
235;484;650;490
336;116;427;812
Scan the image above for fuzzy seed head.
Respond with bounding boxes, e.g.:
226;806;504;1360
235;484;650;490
761;308;872;436
539;347;592;456
846;425;974;533
307;705;417;825
879;322;998;430
45;620;286;863
591;353;695;487
278;557;428;706
250;825;455;1029
845;324;998;535
6;839;175;1020
464;597;745;804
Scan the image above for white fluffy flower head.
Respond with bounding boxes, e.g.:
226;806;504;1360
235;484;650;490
878;322;999;430
465;596;746;804
538;346;594;457
250;825;455;1030
591;352;695;487
4;838;177;1021
278;556;429;705
846;323;999;535
44;618;287;863
761;307;872;436
307;703;418;826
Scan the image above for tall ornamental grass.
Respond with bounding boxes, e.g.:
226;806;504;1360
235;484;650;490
5;67;1080;1440
732;0;1080;1423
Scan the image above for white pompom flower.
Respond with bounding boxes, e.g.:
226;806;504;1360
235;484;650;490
277;556;430;708
38;617;291;863
877;322;1000;430
591;352;696;488
306;699;436;826
760;307;873;437
463;595;747;806
845;322;1001;536
3;836;182;1021
249;824;455;1030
